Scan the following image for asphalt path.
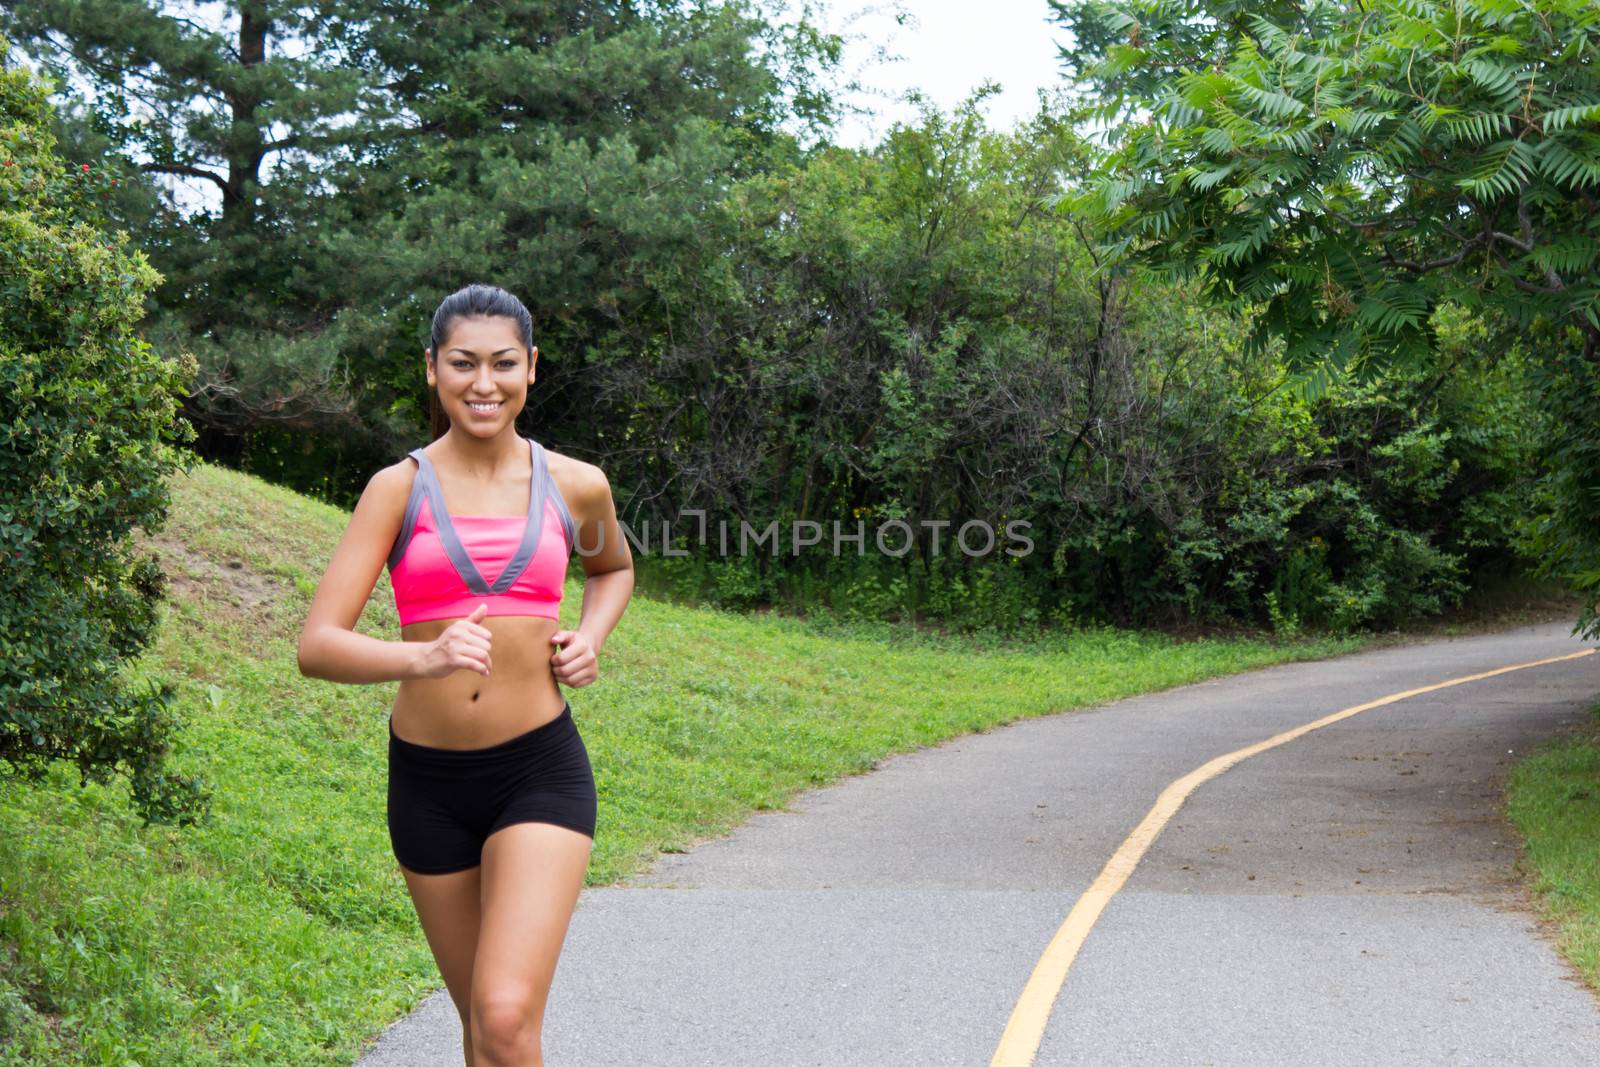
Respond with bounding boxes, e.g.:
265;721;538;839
356;622;1600;1066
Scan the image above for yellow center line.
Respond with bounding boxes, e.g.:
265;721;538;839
988;646;1598;1067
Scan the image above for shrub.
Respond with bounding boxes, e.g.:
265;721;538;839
0;36;208;825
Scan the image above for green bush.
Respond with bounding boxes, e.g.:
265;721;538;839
0;36;207;825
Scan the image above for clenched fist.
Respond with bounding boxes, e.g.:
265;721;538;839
549;629;599;688
413;603;493;678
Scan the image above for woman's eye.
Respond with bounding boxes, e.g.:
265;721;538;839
497;361;516;369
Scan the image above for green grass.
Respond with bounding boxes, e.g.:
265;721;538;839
1505;702;1600;993
0;460;1362;1065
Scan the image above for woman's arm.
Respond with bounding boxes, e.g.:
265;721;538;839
297;463;429;684
550;461;634;686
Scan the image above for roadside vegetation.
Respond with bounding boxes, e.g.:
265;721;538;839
1;3;1559;642
1506;702;1600;993
0;462;1358;1065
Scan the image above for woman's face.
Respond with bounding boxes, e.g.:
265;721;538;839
426;315;538;438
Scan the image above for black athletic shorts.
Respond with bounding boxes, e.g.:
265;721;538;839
386;702;597;875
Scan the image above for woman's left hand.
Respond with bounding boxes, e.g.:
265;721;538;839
549;630;599;687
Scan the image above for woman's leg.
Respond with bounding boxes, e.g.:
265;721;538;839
400;864;484;1067
470;823;592;1067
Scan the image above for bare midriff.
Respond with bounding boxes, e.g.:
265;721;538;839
392;615;567;749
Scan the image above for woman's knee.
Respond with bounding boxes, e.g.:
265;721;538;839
470;985;542;1064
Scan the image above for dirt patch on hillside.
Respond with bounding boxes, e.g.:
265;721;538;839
133;532;291;627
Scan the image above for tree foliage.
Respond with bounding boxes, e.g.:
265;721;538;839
0;2;1556;636
0;0;840;497
0;34;208;823
0;0;380;350
598;98;1533;632
345;1;827;460
1054;0;1600;632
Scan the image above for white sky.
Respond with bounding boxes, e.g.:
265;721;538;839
818;0;1071;147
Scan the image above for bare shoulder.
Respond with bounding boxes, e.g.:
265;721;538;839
546;449;629;570
365;456;419;506
546;449;611;508
302;456;419;636
346;458;418;535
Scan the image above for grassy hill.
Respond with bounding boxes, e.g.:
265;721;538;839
0;460;1356;1065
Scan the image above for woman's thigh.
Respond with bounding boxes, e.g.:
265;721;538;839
400;863;483;1022
472;822;592;1023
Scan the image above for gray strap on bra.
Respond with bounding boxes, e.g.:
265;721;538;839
387;465;427;572
390;438;573;589
541;444;579;552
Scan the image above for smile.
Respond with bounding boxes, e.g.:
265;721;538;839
467;401;503;414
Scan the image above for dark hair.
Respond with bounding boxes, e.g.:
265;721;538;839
426;284;535;441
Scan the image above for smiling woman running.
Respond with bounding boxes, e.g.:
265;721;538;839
297;284;634;1067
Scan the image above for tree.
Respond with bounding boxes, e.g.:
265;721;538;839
0;1;384;340
1053;0;1600;633
0;0;394;475
0;33;208;824
324;0;840;476
584;96;1527;633
0;1;840;501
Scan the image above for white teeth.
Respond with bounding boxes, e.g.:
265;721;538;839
468;402;501;412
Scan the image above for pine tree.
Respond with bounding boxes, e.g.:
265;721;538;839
0;1;835;498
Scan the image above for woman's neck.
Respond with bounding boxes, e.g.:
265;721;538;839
438;430;526;481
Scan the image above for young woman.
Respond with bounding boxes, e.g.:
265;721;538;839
297;284;633;1067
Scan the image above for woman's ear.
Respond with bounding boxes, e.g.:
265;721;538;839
424;348;436;387
528;345;539;385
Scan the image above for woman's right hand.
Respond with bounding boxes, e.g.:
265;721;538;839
413;603;493;678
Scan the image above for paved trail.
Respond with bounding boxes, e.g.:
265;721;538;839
357;622;1600;1066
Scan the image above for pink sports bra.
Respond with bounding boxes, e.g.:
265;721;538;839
386;438;576;626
